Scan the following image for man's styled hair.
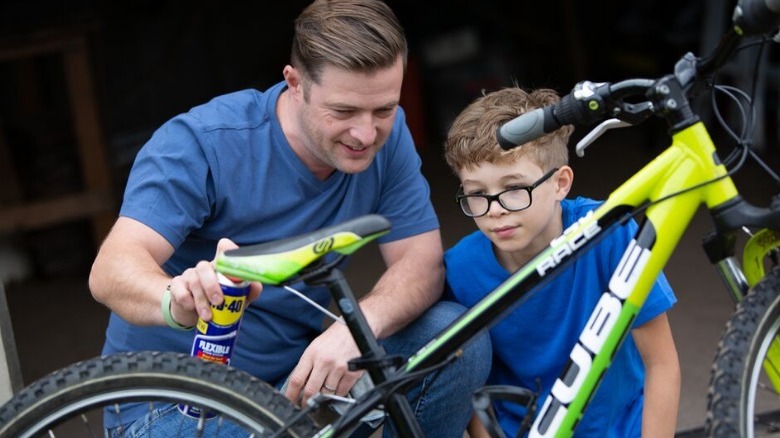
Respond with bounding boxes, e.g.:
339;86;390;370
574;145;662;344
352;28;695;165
291;0;407;89
444;87;573;174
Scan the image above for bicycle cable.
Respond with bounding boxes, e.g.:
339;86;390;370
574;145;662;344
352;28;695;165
716;35;779;181
626;34;777;220
283;284;345;325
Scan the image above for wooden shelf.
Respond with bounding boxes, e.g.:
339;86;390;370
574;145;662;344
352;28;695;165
0;26;115;246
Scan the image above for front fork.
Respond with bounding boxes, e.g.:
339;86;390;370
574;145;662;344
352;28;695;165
706;228;780;393
742;229;780;393
742;229;780;287
703;228;780;302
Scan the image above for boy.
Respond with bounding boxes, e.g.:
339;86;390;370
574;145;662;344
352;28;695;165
443;87;680;437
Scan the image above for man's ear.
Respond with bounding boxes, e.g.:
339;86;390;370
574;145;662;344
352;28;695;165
282;65;302;98
555;166;574;200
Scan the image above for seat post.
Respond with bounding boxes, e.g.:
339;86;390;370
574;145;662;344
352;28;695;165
311;268;425;437
313;268;388;379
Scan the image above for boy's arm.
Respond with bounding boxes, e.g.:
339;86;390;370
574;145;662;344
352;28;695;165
632;312;681;438
468;414;490;437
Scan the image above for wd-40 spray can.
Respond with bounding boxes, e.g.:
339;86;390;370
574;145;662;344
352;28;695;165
179;272;250;418
190;273;250;365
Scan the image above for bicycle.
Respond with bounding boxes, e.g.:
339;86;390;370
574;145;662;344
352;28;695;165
1;1;780;437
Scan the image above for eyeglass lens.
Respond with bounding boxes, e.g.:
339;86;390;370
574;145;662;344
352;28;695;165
460;190;531;216
457;168;558;217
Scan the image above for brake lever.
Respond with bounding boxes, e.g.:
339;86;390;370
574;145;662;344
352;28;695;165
575;118;632;157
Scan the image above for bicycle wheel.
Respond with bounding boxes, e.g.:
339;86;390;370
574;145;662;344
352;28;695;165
707;267;780;437
0;351;320;437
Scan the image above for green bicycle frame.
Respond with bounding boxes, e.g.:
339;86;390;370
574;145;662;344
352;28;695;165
309;119;780;437
402;121;745;437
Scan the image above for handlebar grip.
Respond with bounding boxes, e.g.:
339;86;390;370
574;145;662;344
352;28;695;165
496;92;599;150
496;107;558;150
735;0;780;35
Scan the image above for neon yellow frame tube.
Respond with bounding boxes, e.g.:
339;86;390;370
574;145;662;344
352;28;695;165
551;121;741;436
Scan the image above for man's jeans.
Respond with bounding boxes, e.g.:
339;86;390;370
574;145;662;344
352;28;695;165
377;301;491;436
107;301;492;437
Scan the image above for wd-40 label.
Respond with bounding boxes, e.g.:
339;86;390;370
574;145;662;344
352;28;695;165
180;272;249;419
190;273;249;365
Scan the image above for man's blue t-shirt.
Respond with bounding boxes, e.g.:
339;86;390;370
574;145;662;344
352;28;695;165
102;81;439;425
444;196;676;437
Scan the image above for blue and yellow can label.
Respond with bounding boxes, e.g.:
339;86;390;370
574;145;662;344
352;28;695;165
190;273;249;365
181;273;249;419
202;294;246;328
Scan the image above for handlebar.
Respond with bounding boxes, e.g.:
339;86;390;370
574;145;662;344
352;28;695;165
496;80;656;150
735;0;780;35
496;0;780;150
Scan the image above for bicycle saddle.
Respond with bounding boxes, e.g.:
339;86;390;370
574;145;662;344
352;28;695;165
215;214;391;285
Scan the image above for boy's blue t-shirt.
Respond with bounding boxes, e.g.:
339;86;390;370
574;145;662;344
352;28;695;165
444;196;676;437
102;81;439;426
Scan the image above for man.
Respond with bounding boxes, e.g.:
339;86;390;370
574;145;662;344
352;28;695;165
89;0;489;436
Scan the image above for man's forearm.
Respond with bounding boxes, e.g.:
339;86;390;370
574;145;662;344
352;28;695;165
90;242;171;325
89;218;174;325
359;231;444;339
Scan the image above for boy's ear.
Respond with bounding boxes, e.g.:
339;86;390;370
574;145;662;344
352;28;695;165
555;166;574;201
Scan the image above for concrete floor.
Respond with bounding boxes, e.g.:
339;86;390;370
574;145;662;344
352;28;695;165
3;125;776;435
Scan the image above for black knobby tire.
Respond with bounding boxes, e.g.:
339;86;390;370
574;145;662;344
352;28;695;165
0;351;320;437
706;268;780;437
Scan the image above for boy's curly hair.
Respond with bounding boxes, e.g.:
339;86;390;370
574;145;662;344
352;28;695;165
444;87;573;174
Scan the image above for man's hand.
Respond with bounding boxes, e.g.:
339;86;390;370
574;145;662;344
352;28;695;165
168;238;263;327
284;322;363;406
280;230;444;406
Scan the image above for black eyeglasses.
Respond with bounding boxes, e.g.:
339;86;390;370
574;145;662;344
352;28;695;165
455;168;559;218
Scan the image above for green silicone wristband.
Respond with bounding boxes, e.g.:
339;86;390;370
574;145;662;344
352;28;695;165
161;285;194;330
